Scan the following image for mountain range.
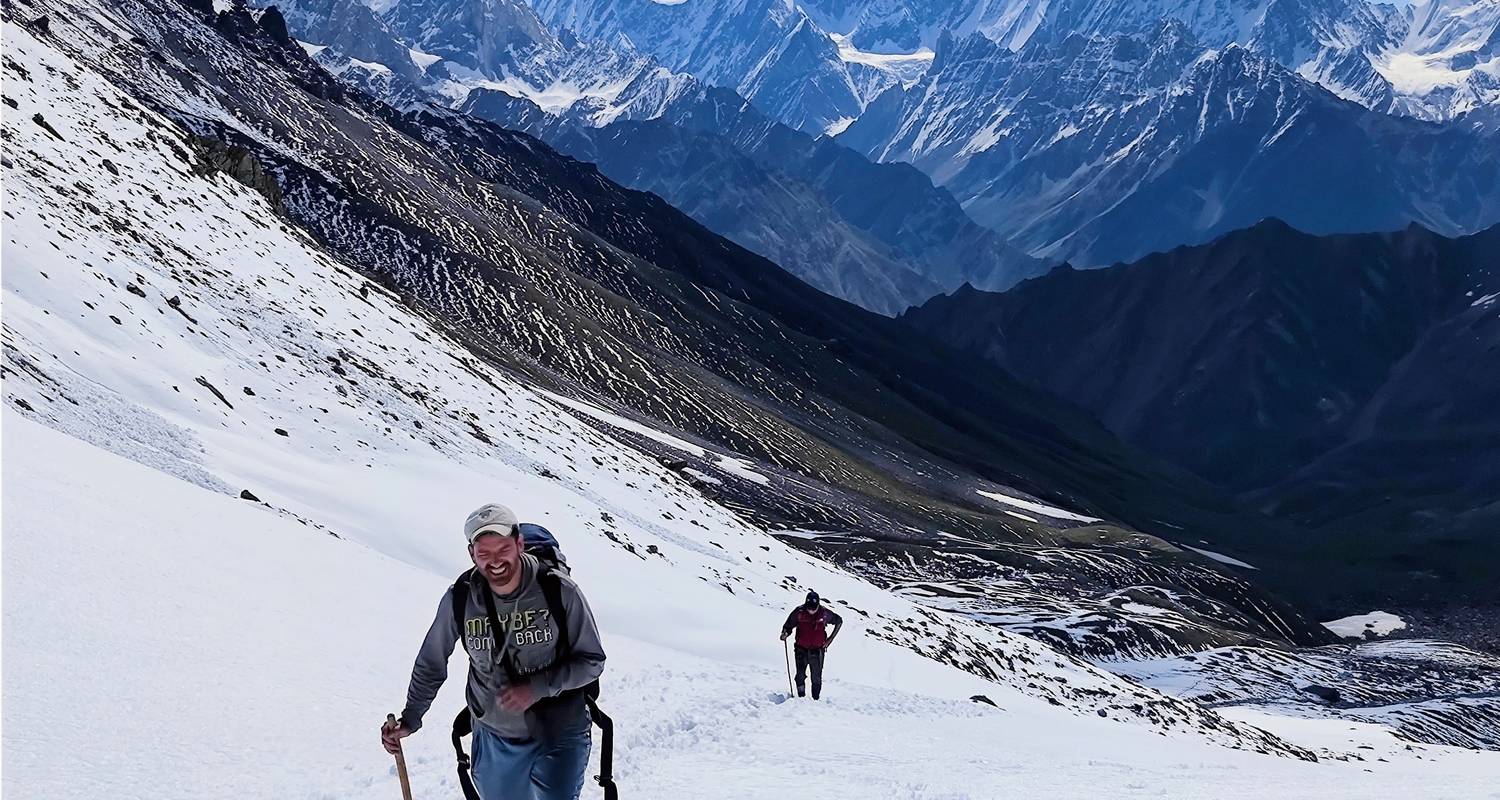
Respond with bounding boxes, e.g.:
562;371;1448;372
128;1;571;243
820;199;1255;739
803;0;1500;121
839;20;1498;264
275;0;1498;306
276;0;1045;314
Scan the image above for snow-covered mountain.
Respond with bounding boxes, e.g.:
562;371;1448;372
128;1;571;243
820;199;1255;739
838;21;1499;264
437;0;1499;266
1372;0;1500;118
5;0;1500;795
525;0;916;134
800;0;1500;120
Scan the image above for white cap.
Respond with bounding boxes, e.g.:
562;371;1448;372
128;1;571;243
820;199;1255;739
463;503;519;544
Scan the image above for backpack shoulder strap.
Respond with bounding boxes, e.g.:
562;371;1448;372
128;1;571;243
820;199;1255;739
450;570;475;638
537;566;571;656
538;566;601;701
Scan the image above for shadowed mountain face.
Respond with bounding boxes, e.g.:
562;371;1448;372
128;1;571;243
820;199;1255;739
905;220;1500;623
457;84;1049;315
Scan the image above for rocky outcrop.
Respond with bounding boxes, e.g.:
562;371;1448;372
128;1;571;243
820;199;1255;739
188;135;283;211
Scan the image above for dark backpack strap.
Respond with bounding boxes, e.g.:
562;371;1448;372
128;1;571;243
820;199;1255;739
537;566;572;656
585;696;618;800
450;570;472;639
451;709;481;800
538;567;603;700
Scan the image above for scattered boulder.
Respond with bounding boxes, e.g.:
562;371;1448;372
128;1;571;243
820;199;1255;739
31;113;64;141
194;376;234;409
258;6;291;43
239;489;260;501
179;0;215;17
274;427;288;437
1299;684;1341;705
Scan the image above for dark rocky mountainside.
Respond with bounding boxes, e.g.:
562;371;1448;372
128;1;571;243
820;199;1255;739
906;220;1500;627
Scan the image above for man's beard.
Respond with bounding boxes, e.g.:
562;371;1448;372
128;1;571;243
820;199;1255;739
486;557;518;584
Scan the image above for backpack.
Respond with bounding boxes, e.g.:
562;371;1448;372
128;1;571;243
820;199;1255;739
449;523;616;800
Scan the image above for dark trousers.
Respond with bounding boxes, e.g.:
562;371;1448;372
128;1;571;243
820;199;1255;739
794;645;825;699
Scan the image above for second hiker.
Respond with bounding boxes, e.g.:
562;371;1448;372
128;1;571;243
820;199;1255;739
780;590;843;699
381;503;606;800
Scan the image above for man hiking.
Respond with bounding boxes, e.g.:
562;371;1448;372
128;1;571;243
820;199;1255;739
780;590;842;699
381;503;606;800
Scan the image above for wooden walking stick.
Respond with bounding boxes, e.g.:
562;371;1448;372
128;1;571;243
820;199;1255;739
386;714;413;800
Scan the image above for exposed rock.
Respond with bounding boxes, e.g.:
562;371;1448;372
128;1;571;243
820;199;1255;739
1300;684;1342;705
194;376;234;409
258;6;290;43
31;113;63;140
187;134;283;210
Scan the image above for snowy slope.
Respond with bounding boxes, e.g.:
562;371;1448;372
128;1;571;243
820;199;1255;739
14;417;1500;799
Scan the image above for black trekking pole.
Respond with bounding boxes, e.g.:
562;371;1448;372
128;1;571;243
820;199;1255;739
783;638;794;696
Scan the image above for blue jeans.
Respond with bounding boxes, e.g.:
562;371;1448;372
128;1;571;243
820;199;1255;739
471;722;592;800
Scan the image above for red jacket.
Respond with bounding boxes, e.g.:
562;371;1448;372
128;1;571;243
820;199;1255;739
783;606;842;649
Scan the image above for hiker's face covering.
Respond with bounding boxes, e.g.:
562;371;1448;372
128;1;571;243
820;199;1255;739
471;533;523;586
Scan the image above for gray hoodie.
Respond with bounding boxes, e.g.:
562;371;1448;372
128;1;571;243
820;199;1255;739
400;554;605;738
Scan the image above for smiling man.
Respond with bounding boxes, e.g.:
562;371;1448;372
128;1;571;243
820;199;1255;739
382;503;606;800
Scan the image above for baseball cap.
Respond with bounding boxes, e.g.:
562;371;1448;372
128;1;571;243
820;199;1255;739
464;503;519;544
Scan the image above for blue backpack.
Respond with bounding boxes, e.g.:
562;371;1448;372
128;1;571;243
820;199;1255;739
516;522;567;572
